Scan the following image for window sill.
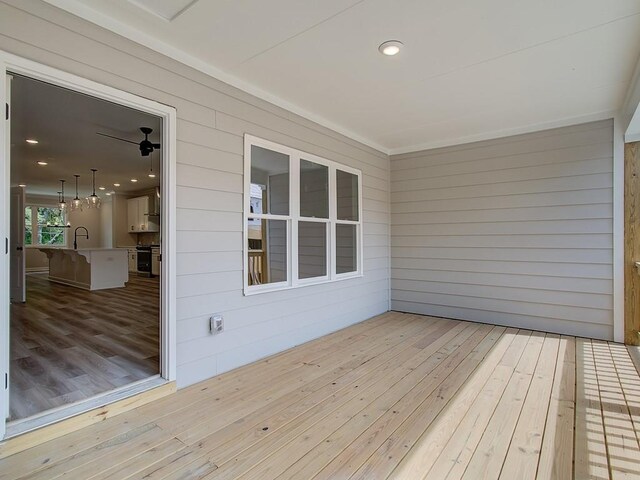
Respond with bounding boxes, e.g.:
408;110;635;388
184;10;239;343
244;273;363;296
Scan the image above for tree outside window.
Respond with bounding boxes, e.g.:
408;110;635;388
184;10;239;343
24;206;66;246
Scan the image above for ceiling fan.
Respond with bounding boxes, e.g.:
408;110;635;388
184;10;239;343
96;127;161;157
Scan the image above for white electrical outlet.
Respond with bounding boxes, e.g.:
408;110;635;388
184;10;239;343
210;314;224;334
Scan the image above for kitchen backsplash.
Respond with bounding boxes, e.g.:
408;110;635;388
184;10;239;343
138;232;160;245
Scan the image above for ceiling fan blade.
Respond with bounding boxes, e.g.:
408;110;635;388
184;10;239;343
152;143;161;149
96;132;140;145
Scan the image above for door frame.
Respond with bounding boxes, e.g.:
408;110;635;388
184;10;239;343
0;50;177;439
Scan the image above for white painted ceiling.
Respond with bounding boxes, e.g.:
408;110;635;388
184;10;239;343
46;0;640;153
10;74;161;196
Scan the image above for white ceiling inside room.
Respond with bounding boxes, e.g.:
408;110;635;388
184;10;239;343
10;74;162;196
45;0;640;154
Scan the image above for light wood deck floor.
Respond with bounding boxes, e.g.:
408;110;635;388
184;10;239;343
1;312;640;479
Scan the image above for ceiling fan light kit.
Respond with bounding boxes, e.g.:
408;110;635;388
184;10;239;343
148;150;156;178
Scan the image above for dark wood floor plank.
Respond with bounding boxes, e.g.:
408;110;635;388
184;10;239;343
9;273;160;421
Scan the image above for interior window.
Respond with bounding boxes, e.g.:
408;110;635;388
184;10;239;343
24;205;66;246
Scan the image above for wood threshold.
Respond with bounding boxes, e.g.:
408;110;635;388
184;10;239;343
0;379;175;459
1;312;639;479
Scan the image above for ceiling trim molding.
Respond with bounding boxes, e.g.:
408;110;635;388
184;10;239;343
388;110;617;156
42;0;390;155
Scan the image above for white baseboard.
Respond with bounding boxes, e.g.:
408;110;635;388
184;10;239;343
25;267;48;273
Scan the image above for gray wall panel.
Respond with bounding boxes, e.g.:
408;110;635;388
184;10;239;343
390;119;614;340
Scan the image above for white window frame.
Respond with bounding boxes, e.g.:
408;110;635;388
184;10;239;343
24;204;67;248
243;135;363;295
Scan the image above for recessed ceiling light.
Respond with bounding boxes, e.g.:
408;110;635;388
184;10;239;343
106;192;112;196
379;40;403;56
113;183;120;187
131;179;138;183
26;139;38;144
18;184;26;188
99;186;106;190
148;173;156;178
37;161;48;166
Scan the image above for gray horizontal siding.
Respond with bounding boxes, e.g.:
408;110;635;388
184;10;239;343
0;0;390;387
390;119;614;340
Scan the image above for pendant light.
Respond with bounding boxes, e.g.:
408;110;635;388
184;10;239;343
86;168;101;209
58;180;67;211
71;174;83;211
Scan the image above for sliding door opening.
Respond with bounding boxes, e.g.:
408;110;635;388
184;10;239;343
0;54;176;439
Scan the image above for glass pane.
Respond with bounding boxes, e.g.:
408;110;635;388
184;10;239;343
300;159;328;218
36;207;66;245
37;207;64;226
38;227;65;246
250;145;289;215
24;207;32;245
247;219;287;286
337;170;359;221
336;224;357;274
249;183;264;216
298;221;327;279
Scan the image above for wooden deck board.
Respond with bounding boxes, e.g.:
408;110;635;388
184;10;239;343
499;334;560;480
459;331;546;480
2;312;640;480
535;336;576;480
385;327;521;480
575;338;610;480
592;340;640;479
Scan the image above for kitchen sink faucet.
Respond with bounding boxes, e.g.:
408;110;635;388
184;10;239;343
73;226;89;250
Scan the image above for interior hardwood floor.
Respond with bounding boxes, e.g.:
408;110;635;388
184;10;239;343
9;273;160;421
1;312;639;479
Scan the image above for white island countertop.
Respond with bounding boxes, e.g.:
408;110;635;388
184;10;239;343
39;247;129;290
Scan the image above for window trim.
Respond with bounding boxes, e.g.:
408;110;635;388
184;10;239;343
243;135;363;295
24;204;67;248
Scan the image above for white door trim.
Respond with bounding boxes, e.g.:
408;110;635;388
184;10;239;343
0;50;177;439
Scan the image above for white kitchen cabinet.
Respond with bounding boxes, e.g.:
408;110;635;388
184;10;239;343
127;248;137;272
151;247;160;276
127;196;159;233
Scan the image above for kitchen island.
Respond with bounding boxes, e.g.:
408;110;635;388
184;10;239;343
38;248;129;290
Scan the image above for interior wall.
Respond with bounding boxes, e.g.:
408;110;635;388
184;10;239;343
0;0;390;387
99;196;113;248
66;206;101;249
390;119;614;340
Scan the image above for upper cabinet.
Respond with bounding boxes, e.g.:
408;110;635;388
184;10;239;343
127;195;159;233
